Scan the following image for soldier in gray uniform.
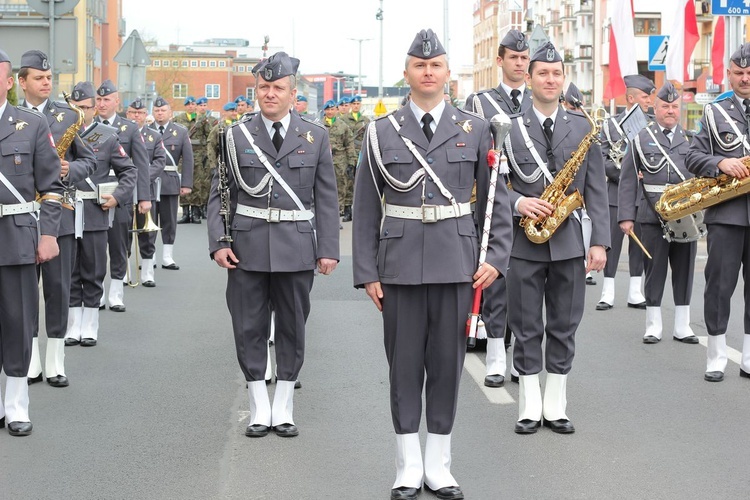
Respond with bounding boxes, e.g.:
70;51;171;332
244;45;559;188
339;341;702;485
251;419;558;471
66;82;137;347
686;43;750;382
0;47;65;436
207;52;339;439
150;96;194;271
17;50;97;386
618;82;699;345
126;97;166;287
503;42;609;435
353;30;512;500
597;75;654;311
464;29;530;388
95;80;150;312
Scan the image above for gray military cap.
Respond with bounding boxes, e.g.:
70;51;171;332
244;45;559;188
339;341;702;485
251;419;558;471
153;96;169;108
530;41;562;63
20;50;50;71
407;29;446;59
623;75;655;94
655;82;679;103
252;52;300;82
97;79;117;97
565;82;583;107
0;48;9;64
730;43;750;68
500;29;529;52
72;81;95;101
128;97;144;110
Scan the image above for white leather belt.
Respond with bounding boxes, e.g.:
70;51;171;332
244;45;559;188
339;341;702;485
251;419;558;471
643;183;672;193
0;201;40;217
235;203;314;223
384;202;472;223
77;191;98;200
164;165;179;172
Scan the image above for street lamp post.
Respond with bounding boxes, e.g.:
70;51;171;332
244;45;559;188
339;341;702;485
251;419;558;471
348;38;372;96
376;0;384;98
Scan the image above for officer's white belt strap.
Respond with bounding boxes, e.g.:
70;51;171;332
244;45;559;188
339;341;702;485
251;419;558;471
0;201;40;217
163;165;179;172
642;183;673;193
384;202;472;223
77;190;99;200
235;203;314;222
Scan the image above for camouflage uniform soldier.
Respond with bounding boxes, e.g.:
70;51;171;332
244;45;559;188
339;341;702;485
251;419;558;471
175;96;197;223
345;94;370;156
182;96;216;223
322;99;356;222
206;102;238;173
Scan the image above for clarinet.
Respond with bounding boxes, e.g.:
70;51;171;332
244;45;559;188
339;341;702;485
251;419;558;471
217;123;233;243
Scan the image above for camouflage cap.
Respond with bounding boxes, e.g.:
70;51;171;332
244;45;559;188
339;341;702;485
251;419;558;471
530;42;562;63
564;82;583;107
72;81;95;101
623;75;655;94
20;50;50;71
500;30;529;52
407;29;446;59
97;79;117;96
153;96;169;108
655;81;679;103
252;51;300;82
731;43;750;69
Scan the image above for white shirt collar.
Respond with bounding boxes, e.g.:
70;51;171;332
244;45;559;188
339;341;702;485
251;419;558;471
409;99;445;130
100;113;117;123
261;112;291;138
532;105;559;129
27;99;48;113
500;81;525;102
0;100;7;118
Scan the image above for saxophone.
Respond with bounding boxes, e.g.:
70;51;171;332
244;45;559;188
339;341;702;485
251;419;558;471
58;91;85;159
520;106;600;243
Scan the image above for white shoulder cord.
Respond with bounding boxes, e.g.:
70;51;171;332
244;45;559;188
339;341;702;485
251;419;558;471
503;132;544;184
226;127;272;197
472;95;485;118
642;127;687;181
709;103;749;153
633;133;667;175
511;115;555;184
367;121;425;192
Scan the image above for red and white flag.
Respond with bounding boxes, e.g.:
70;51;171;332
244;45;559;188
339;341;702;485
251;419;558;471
711;16;726;86
665;0;700;83
604;0;637;99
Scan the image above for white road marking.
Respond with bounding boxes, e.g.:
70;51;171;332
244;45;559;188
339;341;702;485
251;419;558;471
697;336;742;365
464;352;515;405
238;411;251;423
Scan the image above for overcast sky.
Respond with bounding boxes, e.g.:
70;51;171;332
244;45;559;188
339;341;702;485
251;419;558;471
122;0;474;86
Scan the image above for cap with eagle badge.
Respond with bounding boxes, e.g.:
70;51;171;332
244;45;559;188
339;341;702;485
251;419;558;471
234;95;248;104
97;79;117;97
407;29;446;59
499;30;529;52
351;95;362;102
731;43;750;69
129;98;145;110
223;102;237;112
623;75;656;95
72;81;95;102
323;100;337;110
297;95;308;102
20;50;50;71
153;96;169;108
196;97;208;105
252;51;300;82
656;82;679;103
530;41;562;63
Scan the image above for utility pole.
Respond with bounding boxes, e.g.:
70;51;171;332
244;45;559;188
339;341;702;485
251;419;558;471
376;0;384;98
348;38;372;96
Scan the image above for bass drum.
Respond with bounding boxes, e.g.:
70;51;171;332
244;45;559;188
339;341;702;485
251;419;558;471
663;211;707;243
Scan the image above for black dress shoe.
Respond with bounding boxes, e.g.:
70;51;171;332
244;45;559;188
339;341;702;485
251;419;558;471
425;484;464;500
391;486;419;500
510;374;519;383
244;424;269;437
8;421;32;436
48;375;69;387
99;304;106;310
80;338;97;347
0;416;4;428
585;276;596;285
543;418;575;434
484;374;505;387
64;338;80;346
109;304;126;313
642;335;661;344
514;419;541;434
273;423;299;437
142;281;156;288
162;263;180;270
596;301;613;311
704;371;724;382
673;335;699;344
627;301;647;309
294;379;302;389
741;368;750;379
27;373;43;385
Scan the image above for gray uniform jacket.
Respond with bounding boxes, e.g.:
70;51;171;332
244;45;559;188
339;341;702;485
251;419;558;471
0;105;64;265
75;132;137;232
352;104;513;286
98;114;150;203
504;105;610;261
465;86;532;117
151;121;194;195
619;123;692;225
140;127;166;200
207;112;340;271
601;111;626;206
685;96;750;226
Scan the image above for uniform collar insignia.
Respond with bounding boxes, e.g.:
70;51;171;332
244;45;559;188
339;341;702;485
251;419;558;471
456;119;472;133
172;130;177;136
120;124;128;132
55;111;65;122
451;114;456;120
300;131;314;144
148;135;154;142
15;120;28;131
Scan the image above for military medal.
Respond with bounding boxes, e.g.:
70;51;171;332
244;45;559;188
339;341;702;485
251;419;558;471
15;120;28;131
456;120;472;133
301;131;314;144
171;145;175;151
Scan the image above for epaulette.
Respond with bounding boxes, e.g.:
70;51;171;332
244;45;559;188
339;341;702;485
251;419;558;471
301;115;325;129
458;107;485;121
16;106;42;118
236;111;258;124
172;122;188;131
374;109;397;122
51;100;72;110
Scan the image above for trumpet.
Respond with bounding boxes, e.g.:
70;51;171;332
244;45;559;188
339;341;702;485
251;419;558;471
125;206;161;287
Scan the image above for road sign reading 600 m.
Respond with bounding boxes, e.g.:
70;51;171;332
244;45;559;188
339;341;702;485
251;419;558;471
713;0;750;15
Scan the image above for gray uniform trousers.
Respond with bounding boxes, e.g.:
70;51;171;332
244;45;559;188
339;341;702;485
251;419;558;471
507;257;585;375
604;209;644;277
226;269;313;382
137;202;158;259
151;194;178;245
704;224;750;336
108;203;132;280
382;282;472;435
641;223;696;307
70;230;108;308
34;233;76;338
0;265;39;376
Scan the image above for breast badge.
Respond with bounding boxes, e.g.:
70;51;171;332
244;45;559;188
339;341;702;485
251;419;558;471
456;120;472;133
15;120;28;131
301;131;314;144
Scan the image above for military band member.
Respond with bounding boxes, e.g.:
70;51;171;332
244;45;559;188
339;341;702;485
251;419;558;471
127;98;166;287
322;99;357;223
183;96;216;223
597;75;653;311
353;30;512;500
95;80;150;312
151;96;193;270
176;96;197;223
685;43;750;382
66;82;137;346
464;29;531;388
207;52;339;439
618;82;698;345
503;42;609;435
0;47;64;435
18;50;97;386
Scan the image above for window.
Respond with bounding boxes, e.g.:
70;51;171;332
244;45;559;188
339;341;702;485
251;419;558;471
200;60;207;67
182;60;188;67
154;60;161;67
219;60;226;67
173;83;188;99
238;66;245;72
190;60;198;68
246;88;255;101
206;84;220;99
172;60;179;67
634;16;661;36
209;60;217;68
162;60;170;67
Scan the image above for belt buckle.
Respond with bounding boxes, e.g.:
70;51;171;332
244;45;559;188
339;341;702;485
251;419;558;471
0;204;4;217
421;204;438;223
267;207;281;223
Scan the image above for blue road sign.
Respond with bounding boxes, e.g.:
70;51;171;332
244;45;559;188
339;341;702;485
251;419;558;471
648;35;669;71
713;0;750;16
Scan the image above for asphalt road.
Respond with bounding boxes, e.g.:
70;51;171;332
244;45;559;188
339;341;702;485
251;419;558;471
1;222;749;499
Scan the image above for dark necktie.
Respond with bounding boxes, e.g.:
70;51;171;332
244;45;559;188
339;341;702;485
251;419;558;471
103;119;110;126
159;125;165;135
421;113;434;142
272;122;283;152
743;98;750;122
543;118;555;170
663;128;672;143
32;106;38;112
510;89;521;112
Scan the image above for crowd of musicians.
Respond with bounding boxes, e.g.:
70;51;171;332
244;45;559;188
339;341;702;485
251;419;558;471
2;27;750;500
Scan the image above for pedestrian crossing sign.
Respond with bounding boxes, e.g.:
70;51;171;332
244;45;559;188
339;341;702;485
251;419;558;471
648;35;669;71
